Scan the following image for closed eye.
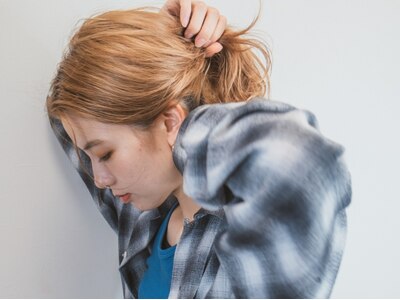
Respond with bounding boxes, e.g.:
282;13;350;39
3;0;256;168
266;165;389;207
99;152;112;162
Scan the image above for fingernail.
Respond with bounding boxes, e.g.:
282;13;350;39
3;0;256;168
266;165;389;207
195;38;207;48
205;45;223;58
185;32;194;39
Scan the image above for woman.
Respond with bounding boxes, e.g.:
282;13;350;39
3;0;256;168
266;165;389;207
46;0;352;298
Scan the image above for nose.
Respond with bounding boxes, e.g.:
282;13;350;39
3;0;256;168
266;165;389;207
92;163;115;189
94;177;113;189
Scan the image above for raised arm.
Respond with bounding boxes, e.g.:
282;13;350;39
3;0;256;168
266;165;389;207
173;98;352;298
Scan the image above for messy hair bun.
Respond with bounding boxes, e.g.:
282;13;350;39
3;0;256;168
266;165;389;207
46;7;271;127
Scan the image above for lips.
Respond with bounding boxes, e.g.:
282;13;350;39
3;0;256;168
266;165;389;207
115;193;131;204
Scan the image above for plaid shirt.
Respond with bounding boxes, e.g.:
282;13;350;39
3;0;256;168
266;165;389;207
50;97;352;298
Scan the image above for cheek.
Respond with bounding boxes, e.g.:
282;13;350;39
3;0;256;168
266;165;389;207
122;143;162;185
115;146;151;184
107;147;144;182
151;150;180;188
135;149;175;189
112;136;177;192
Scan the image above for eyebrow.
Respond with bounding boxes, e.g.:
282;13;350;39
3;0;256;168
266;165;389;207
84;139;104;151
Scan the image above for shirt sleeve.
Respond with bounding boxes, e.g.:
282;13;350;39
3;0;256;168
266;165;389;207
173;97;352;298
49;117;122;235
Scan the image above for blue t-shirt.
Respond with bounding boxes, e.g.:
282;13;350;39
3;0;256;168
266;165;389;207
138;203;178;298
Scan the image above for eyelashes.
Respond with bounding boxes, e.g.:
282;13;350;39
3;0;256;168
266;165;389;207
99;151;112;162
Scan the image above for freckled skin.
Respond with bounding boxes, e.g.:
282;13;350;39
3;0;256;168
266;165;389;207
61;105;202;245
61;115;182;211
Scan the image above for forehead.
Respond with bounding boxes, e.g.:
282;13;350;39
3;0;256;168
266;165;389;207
60;116;131;149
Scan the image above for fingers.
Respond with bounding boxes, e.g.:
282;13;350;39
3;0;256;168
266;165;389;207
184;1;227;55
193;7;220;47
184;1;208;39
179;0;192;27
163;0;227;57
161;0;191;28
161;0;179;16
204;42;223;58
202;15;227;47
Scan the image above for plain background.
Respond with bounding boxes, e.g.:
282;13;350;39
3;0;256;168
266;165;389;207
1;0;399;298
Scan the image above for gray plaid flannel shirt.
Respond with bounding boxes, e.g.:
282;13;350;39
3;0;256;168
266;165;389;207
50;97;352;298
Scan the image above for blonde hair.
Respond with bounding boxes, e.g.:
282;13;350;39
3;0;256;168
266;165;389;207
46;7;271;128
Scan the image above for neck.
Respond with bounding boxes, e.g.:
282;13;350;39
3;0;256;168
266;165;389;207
172;184;201;223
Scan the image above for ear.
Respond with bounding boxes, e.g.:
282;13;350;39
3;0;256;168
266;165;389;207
160;103;188;148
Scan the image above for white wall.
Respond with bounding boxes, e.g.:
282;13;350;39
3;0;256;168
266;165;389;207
1;0;399;298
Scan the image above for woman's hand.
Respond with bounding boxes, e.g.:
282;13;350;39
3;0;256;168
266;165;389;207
162;0;226;57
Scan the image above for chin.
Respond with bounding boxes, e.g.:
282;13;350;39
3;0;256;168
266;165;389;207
131;201;158;212
129;194;169;212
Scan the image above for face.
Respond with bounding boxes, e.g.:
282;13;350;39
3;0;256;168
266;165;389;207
61;115;182;211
